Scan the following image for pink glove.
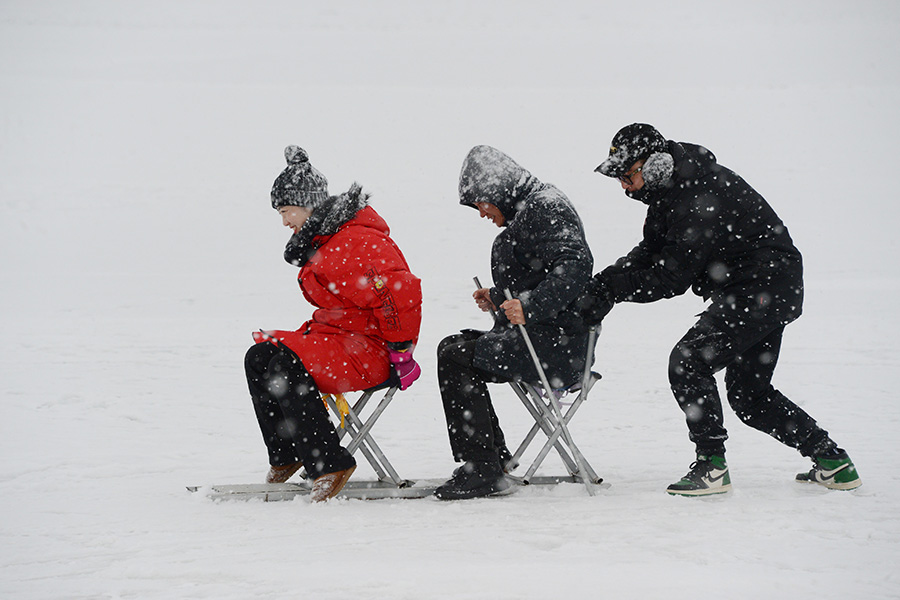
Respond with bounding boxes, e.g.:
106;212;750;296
389;349;421;391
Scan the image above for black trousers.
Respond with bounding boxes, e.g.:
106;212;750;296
245;342;355;478
668;314;835;458
437;331;512;465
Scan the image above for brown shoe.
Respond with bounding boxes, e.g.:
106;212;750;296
309;465;356;502
266;462;303;484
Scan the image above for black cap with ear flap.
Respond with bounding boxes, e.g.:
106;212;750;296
595;123;667;178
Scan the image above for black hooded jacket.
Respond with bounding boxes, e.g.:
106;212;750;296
600;141;803;326
459;145;594;388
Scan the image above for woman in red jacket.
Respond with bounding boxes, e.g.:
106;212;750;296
245;146;422;502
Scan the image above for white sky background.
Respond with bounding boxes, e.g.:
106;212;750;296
2;2;898;297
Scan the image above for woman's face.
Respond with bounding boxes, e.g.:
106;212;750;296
278;205;313;234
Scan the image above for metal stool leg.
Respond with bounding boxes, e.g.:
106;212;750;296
326;393;390;482
339;389;406;485
509;382;580;477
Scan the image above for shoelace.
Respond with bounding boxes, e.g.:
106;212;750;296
686;460;714;479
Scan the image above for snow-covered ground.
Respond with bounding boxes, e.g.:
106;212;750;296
2;2;899;598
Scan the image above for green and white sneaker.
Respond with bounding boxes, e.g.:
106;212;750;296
667;454;732;496
796;452;861;490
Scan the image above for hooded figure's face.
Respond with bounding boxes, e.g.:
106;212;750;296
475;202;505;227
458;145;538;225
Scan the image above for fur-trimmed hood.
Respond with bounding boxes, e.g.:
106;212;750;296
284;183;371;266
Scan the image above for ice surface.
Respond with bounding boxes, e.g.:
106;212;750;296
2;1;899;598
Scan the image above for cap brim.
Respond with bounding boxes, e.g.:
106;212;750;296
595;157;625;177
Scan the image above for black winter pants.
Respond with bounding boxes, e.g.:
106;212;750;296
438;331;512;465
669;314;835;458
245;342;355;478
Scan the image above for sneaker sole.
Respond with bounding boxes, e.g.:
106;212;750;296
434;478;516;501
666;483;732;497
490;482;517;497
796;476;862;491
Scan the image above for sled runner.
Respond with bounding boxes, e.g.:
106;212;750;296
188;360;607;502
188;359;607;502
187;478;445;501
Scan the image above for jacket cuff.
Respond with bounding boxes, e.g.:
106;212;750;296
386;340;414;352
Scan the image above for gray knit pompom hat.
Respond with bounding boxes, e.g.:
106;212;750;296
270;145;329;209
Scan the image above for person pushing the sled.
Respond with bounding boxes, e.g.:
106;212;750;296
580;123;861;495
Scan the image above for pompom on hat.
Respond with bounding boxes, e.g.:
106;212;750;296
595;123;668;178
270;145;329;210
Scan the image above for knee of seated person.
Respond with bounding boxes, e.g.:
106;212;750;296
437;336;476;368
437;335;459;358
245;341;280;372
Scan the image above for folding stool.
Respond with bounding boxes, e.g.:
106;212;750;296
504;326;604;486
321;383;411;487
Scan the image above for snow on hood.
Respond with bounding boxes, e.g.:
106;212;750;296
458;145;541;224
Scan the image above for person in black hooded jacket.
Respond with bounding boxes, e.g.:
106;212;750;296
434;145;595;500
584;123;861;496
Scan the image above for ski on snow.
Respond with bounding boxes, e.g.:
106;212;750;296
187;474;605;502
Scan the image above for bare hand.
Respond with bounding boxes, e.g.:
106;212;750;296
473;288;496;313
500;299;525;325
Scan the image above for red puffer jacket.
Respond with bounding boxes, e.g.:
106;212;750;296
260;206;422;393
